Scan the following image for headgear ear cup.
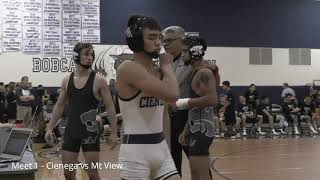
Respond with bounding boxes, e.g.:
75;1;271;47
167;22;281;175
72;43;82;63
72;51;79;62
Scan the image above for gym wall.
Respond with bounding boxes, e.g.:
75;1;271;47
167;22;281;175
101;0;320;48
207;47;320;86
0;45;319;87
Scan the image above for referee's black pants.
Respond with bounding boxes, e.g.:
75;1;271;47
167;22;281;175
170;110;189;176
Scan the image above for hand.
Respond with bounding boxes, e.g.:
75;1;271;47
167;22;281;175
159;53;174;69
200;61;220;85
178;130;189;146
96;115;104;135
44;130;54;145
110;132;118;143
210;64;219;76
109;132;119;150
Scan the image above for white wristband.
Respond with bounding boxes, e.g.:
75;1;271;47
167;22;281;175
176;98;190;110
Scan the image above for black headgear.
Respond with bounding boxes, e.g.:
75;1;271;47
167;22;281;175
126;15;148;52
72;43;95;69
184;36;207;59
125;15;161;59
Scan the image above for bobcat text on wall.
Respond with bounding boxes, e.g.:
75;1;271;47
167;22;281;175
32;58;76;72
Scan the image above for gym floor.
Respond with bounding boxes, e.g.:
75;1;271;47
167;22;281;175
33;136;320;180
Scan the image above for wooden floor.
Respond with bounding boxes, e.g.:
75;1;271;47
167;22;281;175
32;136;320;180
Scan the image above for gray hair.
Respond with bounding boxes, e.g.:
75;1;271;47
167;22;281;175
162;26;186;39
